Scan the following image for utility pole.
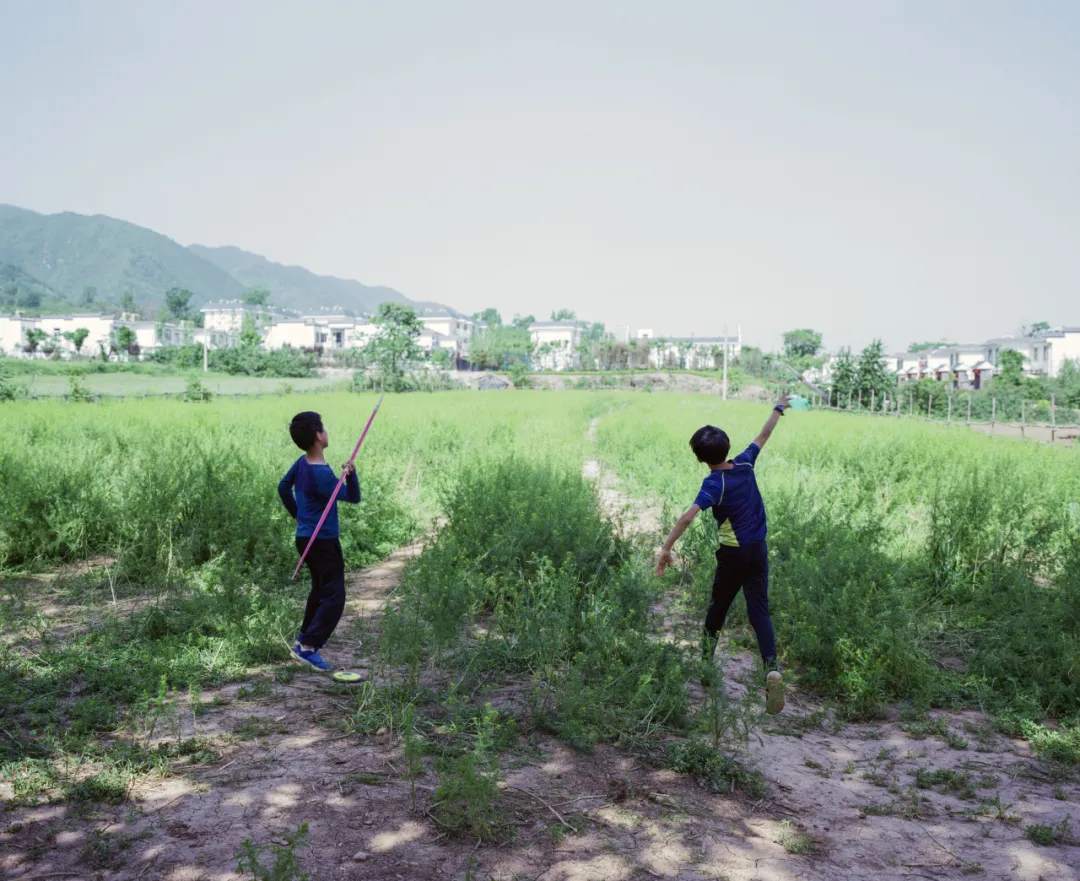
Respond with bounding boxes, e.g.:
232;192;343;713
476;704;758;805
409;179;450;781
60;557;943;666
203;337;209;373
721;324;729;400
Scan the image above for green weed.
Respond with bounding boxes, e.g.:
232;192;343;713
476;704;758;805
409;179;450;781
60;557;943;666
236;822;311;881
1025;815;1072;846
663;739;767;798
774;820;815;854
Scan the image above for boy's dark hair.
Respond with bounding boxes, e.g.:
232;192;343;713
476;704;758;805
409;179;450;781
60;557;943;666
289;411;323;451
689;425;730;465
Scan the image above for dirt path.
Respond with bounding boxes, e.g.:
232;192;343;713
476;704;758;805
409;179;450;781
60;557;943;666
3;431;1079;880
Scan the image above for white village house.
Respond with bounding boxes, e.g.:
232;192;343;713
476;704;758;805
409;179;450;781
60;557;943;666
648;331;742;371
530;321;582;371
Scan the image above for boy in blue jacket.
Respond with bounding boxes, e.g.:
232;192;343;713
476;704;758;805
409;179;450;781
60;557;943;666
278;411;361;672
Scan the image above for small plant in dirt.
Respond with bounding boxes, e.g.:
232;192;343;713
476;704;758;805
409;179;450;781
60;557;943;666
432;752;501;840
774;819;815;855
1021;720;1080;767
662;738;767;798
1025;814;1073;847
913;767;996;800
982;792;1020;824
1;758;58;804
236;822;311;881
63;768;129;804
234;716;288;740
237;679;274;700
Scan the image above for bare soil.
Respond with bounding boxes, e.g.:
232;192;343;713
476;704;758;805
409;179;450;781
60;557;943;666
3;427;1078;880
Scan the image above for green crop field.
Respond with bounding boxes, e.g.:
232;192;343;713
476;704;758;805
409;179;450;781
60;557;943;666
9;370;347;398
2;391;1079;853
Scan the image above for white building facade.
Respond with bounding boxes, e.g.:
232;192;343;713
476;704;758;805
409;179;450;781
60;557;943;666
530;321;582;371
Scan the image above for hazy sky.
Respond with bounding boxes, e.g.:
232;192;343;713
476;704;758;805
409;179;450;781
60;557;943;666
2;1;1078;351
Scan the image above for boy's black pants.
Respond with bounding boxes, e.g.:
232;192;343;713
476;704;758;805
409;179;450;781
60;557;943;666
295;537;346;650
704;541;777;663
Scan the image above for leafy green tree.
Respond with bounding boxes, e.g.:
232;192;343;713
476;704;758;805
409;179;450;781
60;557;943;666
63;327;90;355
25;328;47;354
511;314;535;330
783;328;823;359
239;314;263;349
121;290;137;315
363;303;423;386
431;348;452;369
113;325;138;359
829;348;857;407
997;349;1024;386
856;339;893;402
1027;321;1050;334
677;339;693;369
243;286;271;306
551;309;576;321
165;288;193;320
1053;359;1080;407
470;322;532;369
508;362;532;388
474;308;503;327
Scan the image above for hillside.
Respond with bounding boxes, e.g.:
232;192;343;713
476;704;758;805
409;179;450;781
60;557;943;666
0;205;244;308
0;262;61;311
188;244;438;315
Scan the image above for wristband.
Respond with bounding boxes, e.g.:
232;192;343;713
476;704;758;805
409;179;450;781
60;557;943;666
774;405;785;415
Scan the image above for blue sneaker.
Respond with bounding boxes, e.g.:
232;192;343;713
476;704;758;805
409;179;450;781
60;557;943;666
292;647;333;672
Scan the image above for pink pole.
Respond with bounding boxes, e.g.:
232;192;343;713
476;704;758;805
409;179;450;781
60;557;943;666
291;394;384;580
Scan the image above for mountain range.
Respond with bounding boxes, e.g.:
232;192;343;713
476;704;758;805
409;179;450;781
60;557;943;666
0;204;440;316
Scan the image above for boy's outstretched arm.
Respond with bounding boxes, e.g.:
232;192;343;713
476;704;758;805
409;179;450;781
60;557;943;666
656;504;702;575
753;394;791;451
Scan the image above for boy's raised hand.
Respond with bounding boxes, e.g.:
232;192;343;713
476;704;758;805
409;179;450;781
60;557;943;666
342;461;356;478
777;393;791;410
655;547;674;576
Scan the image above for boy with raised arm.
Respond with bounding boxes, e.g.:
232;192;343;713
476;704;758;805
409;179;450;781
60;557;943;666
656;396;790;713
278;411;361;672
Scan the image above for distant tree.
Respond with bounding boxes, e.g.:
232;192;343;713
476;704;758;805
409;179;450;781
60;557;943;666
677;339;693;369
63;328;90;356
581;321;606;344
17;291;42;310
474;308;503;327
856;339;893;402
1028;321;1051;334
24;328;47;354
113;326;138;360
508;362;532;388
1054;359;1080;407
783;328;823;359
363;303;424;386
165;287;193;320
82;285;97;306
239;314;263;349
908;340;954;353
997;349;1024;386
431;348;452;369
734;345;771;378
511;314;535;330
243;286;271;306
829;348;857;407
551;309;576;321
121;290;137;315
